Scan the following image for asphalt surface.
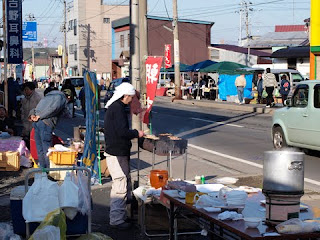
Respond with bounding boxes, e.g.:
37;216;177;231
152;98;320;191
2;92;320;239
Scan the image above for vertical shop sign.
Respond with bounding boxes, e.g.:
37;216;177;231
7;0;23;64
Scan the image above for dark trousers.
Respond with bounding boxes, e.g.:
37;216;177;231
266;87;274;106
282;94;288;105
33;120;53;168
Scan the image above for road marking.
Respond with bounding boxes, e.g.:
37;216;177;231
190;117;244;128
75;112;104;123
188;143;320;187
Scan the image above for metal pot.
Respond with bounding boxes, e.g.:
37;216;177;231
263;151;304;194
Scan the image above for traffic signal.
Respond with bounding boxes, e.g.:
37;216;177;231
0;40;3;51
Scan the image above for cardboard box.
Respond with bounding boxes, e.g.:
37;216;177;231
49;161;73;181
0;151;20;171
100;158;110;177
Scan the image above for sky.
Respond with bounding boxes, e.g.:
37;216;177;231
18;0;310;48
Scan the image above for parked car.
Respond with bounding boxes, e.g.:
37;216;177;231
272;80;320;151
62;76;84;97
103;77;130;105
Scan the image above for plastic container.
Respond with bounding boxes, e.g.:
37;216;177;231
150;170;168;189
10;186;38;236
0;151;20;171
244;218;261;228
49;161;73;180
49;151;77;165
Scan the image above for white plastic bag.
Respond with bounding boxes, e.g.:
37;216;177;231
23;173;60;222
32;225;60;240
276;218;320;234
194;194;225;208
59;172;79;220
0;222;21;240
77;171;90;215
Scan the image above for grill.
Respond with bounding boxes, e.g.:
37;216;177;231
139;135;188;156
138;134;188;179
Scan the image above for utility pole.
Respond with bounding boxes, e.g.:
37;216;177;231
2;0;8;111
173;0;181;99
139;0;147;97
238;1;243;46
244;1;253;65
130;0;141;131
87;24;91;70
63;0;67;78
139;0;148;132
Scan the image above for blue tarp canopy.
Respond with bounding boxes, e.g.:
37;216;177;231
185;60;217;72
218;74;253;101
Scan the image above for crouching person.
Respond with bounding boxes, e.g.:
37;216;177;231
29;90;71;168
104;83;144;230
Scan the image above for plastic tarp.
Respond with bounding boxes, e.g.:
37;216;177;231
29;209;67;240
218;74;253;101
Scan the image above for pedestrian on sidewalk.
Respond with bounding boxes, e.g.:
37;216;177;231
255;73;263;103
263;68;277;108
280;75;290;105
104;82;144;230
61;78;77;117
44;82;58;96
29;90;70;168
21;82;42;146
235;74;246;105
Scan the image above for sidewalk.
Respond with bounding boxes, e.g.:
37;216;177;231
0;141;320;239
154;96;282;114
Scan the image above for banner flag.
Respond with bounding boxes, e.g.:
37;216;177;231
81;71;100;182
164;44;171;69
143;56;163;124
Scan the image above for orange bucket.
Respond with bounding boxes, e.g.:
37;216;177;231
150;170;168;189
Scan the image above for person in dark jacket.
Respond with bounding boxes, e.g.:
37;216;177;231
280;75;290;105
104;82;144;230
44;82;58;96
61;79;77;117
256;73;263;103
29;91;70;168
0;105;14;135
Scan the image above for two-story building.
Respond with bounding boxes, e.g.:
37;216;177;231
112;16;214;78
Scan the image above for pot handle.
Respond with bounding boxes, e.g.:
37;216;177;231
288;161;303;171
158;175;164;182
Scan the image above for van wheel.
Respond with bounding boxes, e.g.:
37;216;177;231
273;127;287;149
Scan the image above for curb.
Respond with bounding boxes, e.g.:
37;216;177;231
155;97;275;114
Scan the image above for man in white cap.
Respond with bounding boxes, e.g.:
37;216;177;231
104;82;144;230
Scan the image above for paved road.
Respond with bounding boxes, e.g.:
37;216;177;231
53;98;320;191
150;100;320;191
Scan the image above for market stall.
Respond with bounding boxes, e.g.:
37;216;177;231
184;60;217;99
200;61;253;102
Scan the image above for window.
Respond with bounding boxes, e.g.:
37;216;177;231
314;85;320;108
127;33;130;47
120;35;124;48
292;85;309;108
73;19;77;36
103;18;110;23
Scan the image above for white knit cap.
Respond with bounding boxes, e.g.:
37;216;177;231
105;82;136;108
